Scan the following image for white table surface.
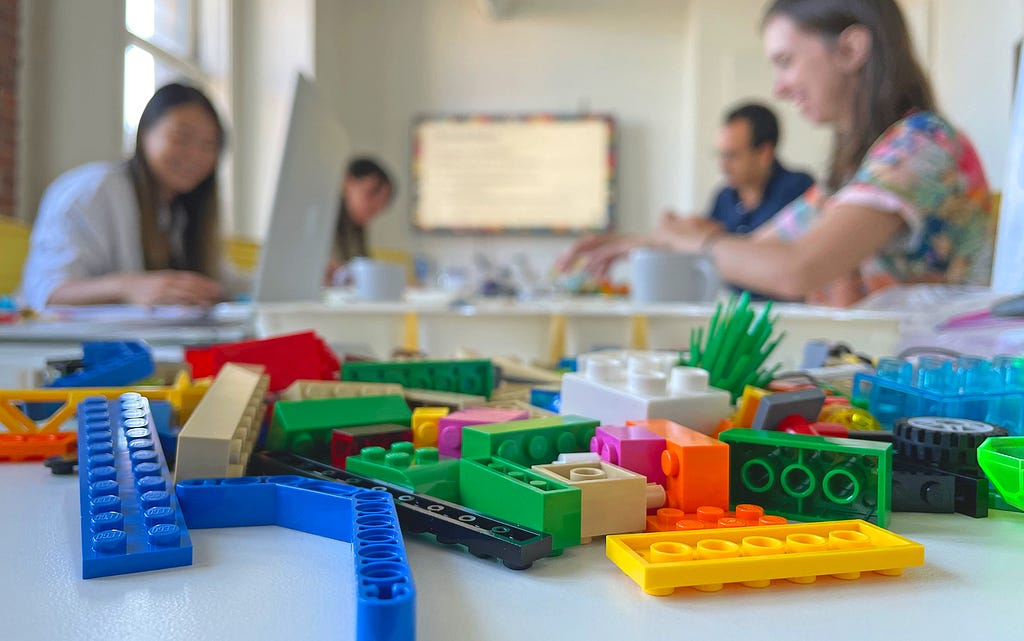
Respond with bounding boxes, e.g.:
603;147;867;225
1;458;1021;641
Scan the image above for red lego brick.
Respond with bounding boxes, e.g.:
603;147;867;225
330;424;414;469
185;331;339;392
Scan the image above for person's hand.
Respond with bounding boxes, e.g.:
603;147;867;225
658;210;723;236
324;259;342;286
118;271;224;306
557;233;658;279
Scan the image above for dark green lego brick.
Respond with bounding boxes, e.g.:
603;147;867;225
342;360;494;398
267;394;412;461
719;428;892;527
458;456;581;552
346;442;461;502
460;415;599;467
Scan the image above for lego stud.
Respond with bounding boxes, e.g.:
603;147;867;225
528;435;553;462
144;506;177;527
590;436;618;464
88;466;117;483
784;533;828;583
661;450;680;478
696;506;724;525
759;515;787;526
413;421;438;448
646;483;666;509
414;448;439;465
828;530;872;579
569;466;606;481
92;511;125;533
649;541;693;563
739;536;786;587
674;519;707;531
89;479;119;498
362;447;387;462
93;529;127;555
628;370;667;396
148;523;182;548
694;539;740;591
668;367;709;394
717;518;747;528
385;452;412;470
557;452;602;464
656;508;684;529
90;494;121;515
586;355;626;382
734;504;764;523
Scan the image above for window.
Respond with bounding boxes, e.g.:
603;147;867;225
123;0;233;220
124;0;231;147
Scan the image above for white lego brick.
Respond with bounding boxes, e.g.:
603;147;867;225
173;363;269;483
532;460;647;542
559;351;731;435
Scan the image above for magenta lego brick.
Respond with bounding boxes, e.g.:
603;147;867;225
590;425;667;485
76;394;192;579
437;407;530;458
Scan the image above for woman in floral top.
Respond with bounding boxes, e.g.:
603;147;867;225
559;0;994;306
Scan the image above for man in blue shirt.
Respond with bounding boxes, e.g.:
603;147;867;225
708;103;813;234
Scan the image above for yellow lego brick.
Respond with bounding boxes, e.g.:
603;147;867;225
173;364;270;483
606;519;923;595
411;406;449;448
0;374;209;434
533;461;647;543
280;380;404;401
733;386;770;428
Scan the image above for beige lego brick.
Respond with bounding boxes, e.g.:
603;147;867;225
280;380;403;401
403;388;487;410
173;363;270;483
532;460;647;543
411;406;449;448
481;397;557;417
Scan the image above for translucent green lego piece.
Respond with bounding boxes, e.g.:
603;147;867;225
345;442;461;502
460;415;599;467
719;428;892;527
267;395;412;461
458;456;582;552
342;360;494;398
977;437;1024;511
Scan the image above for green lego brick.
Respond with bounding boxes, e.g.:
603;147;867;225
978;437;1024;512
460;415;599;467
458;456;582;552
342;360;494;398
719;428;892;527
346;442;461;502
267;394;412;461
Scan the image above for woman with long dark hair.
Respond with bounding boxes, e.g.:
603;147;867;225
560;0;993;306
19;83;236;308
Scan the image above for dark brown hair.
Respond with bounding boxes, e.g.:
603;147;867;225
763;0;936;191
129;83;225;276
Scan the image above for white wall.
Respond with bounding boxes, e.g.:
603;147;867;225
232;0;314;239
18;0;124;221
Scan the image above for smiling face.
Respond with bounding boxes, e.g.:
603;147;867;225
763;14;857;127
141;102;220;199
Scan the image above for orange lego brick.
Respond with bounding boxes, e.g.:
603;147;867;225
606;519;924;596
627;419;729;513
0;432;77;461
645;504;787;532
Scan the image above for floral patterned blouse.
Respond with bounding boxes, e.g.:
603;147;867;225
764;111;994;305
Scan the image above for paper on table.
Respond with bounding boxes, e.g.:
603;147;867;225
992;46;1024;294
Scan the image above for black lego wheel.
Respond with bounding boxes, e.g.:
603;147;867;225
893;416;1008;476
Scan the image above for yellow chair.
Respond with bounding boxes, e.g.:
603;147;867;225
224;237;262;273
0;217;30;295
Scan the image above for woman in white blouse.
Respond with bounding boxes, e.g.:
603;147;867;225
19;83;235;309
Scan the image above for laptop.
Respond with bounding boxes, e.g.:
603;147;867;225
251;74;352;303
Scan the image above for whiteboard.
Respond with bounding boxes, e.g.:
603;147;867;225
412;115;615;232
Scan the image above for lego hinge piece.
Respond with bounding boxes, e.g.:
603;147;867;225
606;519;923;595
76;394;193;579
176;475;414;641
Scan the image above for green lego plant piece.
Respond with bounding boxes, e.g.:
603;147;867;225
460;415;599;467
345;442;461;502
978;437;1024;512
342;360;495;398
685;292;785;401
719;428;892;527
458;456;581;552
267;394;412;462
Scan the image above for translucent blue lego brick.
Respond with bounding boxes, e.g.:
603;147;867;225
853;355;1024;435
53;341;154;388
176;475;415;641
76;394;193;579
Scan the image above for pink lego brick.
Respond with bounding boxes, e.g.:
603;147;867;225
437;407;530;458
589;425;667;485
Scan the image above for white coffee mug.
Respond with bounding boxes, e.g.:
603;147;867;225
350;258;406;301
629;248;720;304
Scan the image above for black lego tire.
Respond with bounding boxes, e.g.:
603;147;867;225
893;416;1008;476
